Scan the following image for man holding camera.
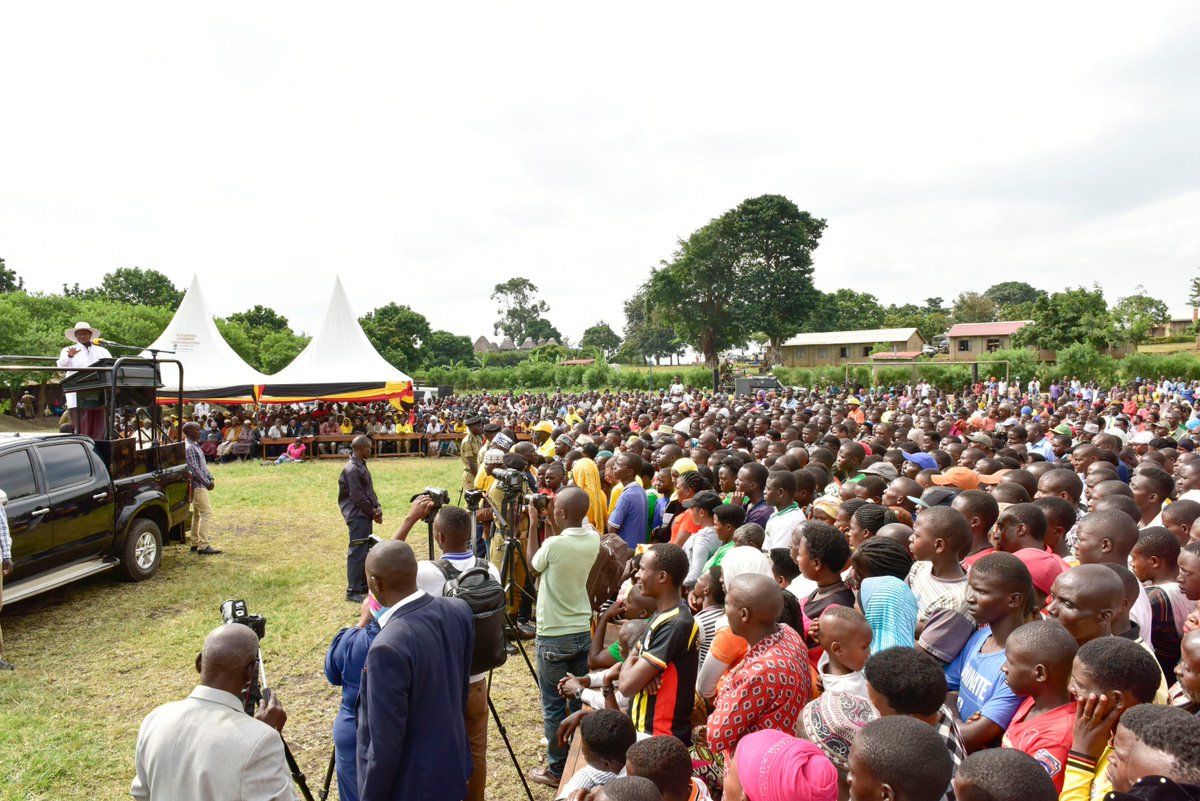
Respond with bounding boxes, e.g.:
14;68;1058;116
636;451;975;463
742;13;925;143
338;435;381;603
132;624;292;800
460;416;485;495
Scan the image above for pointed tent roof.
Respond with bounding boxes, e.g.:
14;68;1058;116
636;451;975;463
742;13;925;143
259;277;412;403
144;275;269;402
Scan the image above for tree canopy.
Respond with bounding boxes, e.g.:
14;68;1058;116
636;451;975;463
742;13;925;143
1112;287;1170;345
580;322;622;360
951;291;997;324
0;257;24;293
64;267;184;308
491;277;561;345
621;286;681;364
228;305;290;333
984;281;1044;309
1013;284;1119;350
359;302;432;373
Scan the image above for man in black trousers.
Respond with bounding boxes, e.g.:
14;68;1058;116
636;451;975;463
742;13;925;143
339;434;381;602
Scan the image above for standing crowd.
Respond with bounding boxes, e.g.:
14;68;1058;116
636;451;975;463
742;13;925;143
130;374;1200;801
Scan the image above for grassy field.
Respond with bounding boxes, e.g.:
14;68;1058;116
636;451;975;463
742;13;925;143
0;457;553;801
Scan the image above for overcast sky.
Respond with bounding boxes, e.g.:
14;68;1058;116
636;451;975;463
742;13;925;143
2;3;1197;344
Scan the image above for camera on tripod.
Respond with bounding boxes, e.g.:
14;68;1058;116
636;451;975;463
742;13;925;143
221;598;267;641
410;487;450;520
464;488;485;510
491;468;535;497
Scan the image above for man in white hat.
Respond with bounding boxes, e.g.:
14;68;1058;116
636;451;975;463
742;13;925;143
55;322;111;438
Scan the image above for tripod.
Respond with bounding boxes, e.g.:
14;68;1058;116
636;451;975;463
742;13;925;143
245;649;315;801
487;674;537;801
490;493;538;684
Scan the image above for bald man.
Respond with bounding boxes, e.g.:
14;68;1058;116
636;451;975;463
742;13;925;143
357;541;474;801
132;624;293;800
1045;565;1125;646
705;573;811;760
339;434;382;603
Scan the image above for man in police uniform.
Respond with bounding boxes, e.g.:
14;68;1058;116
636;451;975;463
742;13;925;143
460;416;485;495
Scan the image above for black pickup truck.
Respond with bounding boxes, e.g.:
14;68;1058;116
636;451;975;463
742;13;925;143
1;432;191;603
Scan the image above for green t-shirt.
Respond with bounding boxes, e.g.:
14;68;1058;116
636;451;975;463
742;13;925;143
531;527;600;637
702;540;734;573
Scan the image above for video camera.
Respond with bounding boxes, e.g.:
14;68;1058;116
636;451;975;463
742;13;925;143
410;487;450;520
221;598;267;641
491;467;535;497
464;488;486;510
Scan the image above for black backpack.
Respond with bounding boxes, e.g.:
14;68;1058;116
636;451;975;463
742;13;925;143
436;558;508;674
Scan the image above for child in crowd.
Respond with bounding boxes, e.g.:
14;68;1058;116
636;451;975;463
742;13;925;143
849;717;953;801
625;735;712;801
1130;526;1191;677
906;506;970;629
770;547;806;597
688;570;725;665
700;504;745;573
793;521;856;630
1062;635;1164;801
945;553;1033;752
1161;499;1200;547
999;620;1078;792
555;708;637;801
952;748;1057;801
1105;704;1200;794
1172;629;1200;712
815;606;872;698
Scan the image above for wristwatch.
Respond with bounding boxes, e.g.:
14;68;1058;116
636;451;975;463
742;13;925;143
574;686;585;700
601;684;615;697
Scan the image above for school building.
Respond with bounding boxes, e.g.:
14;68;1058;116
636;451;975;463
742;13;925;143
945;321;1031;361
777;328;925;368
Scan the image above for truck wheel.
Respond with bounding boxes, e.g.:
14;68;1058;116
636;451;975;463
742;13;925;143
119;519;163;581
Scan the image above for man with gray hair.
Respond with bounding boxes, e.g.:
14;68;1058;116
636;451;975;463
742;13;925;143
131;624;293;800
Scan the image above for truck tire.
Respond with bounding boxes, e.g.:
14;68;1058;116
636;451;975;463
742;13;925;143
119;518;163;581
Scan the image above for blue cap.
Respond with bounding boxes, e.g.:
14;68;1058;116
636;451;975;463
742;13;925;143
902;451;938;471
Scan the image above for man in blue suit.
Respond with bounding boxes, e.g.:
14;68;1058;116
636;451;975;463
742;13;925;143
356;540;474;801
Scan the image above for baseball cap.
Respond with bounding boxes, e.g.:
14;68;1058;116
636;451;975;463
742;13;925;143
907;487;959;509
976;469;1012;485
902;451;938;471
1012;548;1067;596
930;467;981;491
968;433;994;447
682;490;723;512
861;462;899;481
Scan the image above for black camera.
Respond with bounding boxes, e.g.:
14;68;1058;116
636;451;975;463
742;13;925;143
525;493;550;512
412;486;450;507
492;468;533;496
464;489;485;510
221;598;267;641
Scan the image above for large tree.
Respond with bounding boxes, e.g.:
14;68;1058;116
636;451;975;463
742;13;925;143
492;277;557;344
1188;270;1200;309
1112;287;1170;345
646;219;749;368
580;322;622;360
951;291;997;324
984;281;1045;309
228;304;290;333
423;330;476;368
726;195;825;365
359;303;432;372
883;301;952;342
621;285;680;364
0;257;24;293
65;267;183;308
1013;284;1118;350
809;289;886;332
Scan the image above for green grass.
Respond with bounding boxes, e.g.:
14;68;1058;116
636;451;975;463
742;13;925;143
1137;341;1199;354
0;457;553;801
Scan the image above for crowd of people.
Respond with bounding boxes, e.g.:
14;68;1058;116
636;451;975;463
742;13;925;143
130;373;1200;801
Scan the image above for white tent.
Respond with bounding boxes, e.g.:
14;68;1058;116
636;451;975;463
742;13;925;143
259;276;412;403
144;275;270;403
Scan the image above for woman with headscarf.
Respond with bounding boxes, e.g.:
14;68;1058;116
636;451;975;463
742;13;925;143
569;453;608;531
324;598;383;801
850;538;918;654
724;728;839;801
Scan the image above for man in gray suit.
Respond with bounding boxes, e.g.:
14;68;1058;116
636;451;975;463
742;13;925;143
131;624;294;800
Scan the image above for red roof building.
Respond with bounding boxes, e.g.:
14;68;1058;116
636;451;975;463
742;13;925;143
946;320;1031;361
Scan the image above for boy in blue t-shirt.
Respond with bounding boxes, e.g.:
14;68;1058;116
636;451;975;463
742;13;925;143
945;552;1033;752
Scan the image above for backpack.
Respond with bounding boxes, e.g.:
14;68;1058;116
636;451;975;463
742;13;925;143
586;532;632;613
437;558;508;674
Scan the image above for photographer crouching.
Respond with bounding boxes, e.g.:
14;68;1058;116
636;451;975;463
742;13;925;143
131;624;293;800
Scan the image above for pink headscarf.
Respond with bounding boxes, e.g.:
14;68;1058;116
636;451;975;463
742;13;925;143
734;729;838;801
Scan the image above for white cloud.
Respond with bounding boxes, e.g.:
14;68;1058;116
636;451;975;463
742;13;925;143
1;2;1197;345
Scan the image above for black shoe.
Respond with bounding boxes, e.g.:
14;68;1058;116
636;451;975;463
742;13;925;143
505;641;520;655
346;592;366;603
196;546;223;555
0;659;14;670
515;621;537;640
190;546;198;552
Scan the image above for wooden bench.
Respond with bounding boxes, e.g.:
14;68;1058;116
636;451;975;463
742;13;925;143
259;436;316;461
372;433;425;457
315;434;356;458
557;619;624;795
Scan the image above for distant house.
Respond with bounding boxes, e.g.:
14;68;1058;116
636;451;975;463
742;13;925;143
498;336;516;351
946;321;1031;361
472;336;497;354
777;328;924;368
519;337;536;350
1149;308;1197;339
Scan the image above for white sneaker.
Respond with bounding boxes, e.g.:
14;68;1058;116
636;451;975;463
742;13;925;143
539;736;548;747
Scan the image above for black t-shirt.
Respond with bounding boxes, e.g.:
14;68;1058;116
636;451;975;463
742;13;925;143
629;603;699;743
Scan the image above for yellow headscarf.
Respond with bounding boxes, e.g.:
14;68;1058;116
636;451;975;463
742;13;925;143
570;457;608;531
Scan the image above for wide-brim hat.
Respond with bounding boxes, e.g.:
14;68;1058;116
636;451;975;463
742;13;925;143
64;321;101;342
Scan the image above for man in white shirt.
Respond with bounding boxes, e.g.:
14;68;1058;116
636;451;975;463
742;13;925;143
132;624;294;800
55;321;112;438
763;471;805;552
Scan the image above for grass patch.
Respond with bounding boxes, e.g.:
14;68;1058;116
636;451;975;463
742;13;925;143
0;457;554;801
